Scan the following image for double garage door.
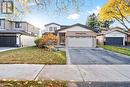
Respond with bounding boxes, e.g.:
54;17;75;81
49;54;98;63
106;37;123;45
0;36;17;47
67;37;95;47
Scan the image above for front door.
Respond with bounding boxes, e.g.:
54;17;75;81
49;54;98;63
59;33;65;45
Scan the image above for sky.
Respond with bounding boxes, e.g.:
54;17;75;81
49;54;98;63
1;0;129;30
23;0;108;30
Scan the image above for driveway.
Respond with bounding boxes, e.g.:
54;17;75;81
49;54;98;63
0;47;18;52
68;48;130;65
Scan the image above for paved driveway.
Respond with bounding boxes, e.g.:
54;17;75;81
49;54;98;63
68;48;130;65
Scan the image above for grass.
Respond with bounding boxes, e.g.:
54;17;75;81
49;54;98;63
99;45;130;56
0;80;67;87
0;46;66;64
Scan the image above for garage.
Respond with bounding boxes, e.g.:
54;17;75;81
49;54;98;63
67;37;94;47
57;23;97;47
106;37;123;45
0;36;17;47
104;29;127;46
66;31;96;47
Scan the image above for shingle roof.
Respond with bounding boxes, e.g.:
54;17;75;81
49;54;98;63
57;23;94;32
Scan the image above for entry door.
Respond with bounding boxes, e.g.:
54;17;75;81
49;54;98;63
0;36;16;47
67;37;93;47
106;37;123;45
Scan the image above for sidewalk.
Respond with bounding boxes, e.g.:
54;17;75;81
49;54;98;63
0;64;130;82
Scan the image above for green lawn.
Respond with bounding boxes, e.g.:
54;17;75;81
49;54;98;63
99;45;130;56
0;46;66;64
0;80;67;87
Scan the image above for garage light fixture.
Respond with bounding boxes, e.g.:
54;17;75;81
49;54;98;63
1;0;14;14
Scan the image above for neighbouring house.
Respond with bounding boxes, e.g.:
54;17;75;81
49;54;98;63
97;27;128;46
57;23;97;47
0;18;40;47
44;23;69;34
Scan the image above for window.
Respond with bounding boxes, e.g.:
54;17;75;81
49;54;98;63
54;27;57;31
1;1;13;14
15;22;22;28
49;27;53;31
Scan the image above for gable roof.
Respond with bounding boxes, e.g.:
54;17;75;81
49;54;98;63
57;23;94;32
44;23;61;26
100;28;128;35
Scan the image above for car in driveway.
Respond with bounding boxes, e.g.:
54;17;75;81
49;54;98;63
68;48;130;65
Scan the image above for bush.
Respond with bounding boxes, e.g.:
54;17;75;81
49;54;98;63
34;37;45;48
34;33;58;49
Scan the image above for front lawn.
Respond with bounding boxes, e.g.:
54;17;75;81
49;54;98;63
0;80;67;87
99;45;130;56
0;46;66;64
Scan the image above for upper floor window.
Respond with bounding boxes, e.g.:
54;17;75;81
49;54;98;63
49;27;53;31
54;27;57;31
15;22;22;28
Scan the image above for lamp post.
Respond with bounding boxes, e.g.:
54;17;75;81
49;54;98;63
1;0;14;14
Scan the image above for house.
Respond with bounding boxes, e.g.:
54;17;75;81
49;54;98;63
44;23;69;34
57;23;97;47
97;27;128;46
0;18;40;47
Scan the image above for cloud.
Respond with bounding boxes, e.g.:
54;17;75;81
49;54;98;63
88;6;101;15
67;13;80;20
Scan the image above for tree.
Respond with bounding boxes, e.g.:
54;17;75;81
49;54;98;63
99;20;114;28
1;0;84;19
86;13;113;32
86;13;99;29
99;0;130;30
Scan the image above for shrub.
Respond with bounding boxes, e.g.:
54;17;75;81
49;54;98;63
34;33;58;49
34;37;45;48
42;33;58;45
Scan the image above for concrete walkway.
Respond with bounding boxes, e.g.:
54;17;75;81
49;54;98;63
0;64;130;82
0;47;19;52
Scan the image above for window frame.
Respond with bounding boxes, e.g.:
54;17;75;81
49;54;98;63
15;22;22;28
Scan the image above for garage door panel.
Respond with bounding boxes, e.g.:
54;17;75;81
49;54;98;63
106;37;123;45
67;37;93;47
0;36;16;47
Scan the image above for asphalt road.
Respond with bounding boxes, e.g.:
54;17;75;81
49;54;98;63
68;48;130;65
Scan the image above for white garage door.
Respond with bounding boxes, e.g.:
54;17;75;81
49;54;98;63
67;37;94;47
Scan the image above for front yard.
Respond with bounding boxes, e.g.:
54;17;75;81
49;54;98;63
99;45;130;56
0;46;66;64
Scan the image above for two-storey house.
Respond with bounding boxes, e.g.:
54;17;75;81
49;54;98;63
44;23;69;34
0;18;40;47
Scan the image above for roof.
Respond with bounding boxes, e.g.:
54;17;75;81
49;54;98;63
44;23;61;26
0;30;35;36
66;31;97;37
99;28;128;35
57;23;94;32
44;22;70;28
